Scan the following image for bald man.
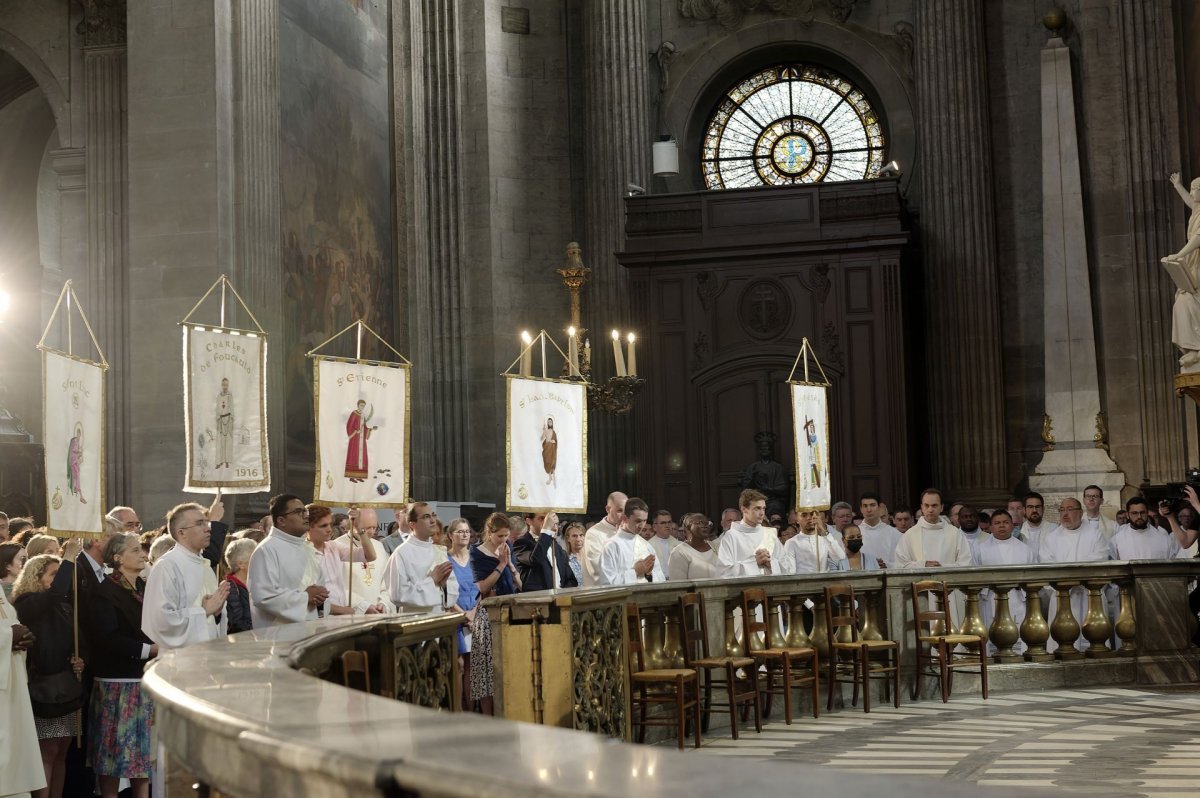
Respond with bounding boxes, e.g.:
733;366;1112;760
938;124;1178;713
583;491;626;587
1040;497;1111;654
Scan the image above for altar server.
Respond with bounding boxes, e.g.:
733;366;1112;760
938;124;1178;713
974;510;1035;654
598;498;663;585
717;489;779;577
779;510;847;573
894;489;973;569
380;502;458;611
1039;497;1110;653
143;502;229;648
1111;497;1180;560
583;491;626;586
858;493;901;566
248;495;329;629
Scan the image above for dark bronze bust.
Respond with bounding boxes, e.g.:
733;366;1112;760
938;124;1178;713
738;431;791;519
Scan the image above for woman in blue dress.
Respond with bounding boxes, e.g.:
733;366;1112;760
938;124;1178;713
445;518;478;711
469;513;521;715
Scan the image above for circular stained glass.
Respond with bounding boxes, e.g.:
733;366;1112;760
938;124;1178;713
701;64;886;190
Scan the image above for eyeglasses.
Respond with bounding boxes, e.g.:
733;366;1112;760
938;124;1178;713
123;521;143;531
178;519;212;532
280;507;309;520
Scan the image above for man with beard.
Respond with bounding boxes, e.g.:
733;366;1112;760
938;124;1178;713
1020;492;1055;558
894;489;972;569
1111;497;1180;559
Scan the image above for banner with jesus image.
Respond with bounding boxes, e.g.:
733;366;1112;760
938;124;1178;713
506;376;587;514
43;350;106;537
183;325;270;493
313;357;409;507
791;382;831;512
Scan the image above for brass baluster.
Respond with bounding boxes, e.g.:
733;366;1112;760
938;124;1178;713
1050;582;1083;660
990;585;1021;663
859;592;883;642
662;606;685;668
785;596;812;648
768;600;788;649
1082;581;1115;658
1021;583;1052;662
958;586;988;651
724;600;744;657
1114;581;1137;655
809;593;830;658
834;593;854;645
642;607;668;669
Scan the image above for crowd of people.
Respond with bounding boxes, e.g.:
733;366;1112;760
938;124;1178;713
1;481;1197;796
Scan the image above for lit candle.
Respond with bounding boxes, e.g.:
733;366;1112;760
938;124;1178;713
568;326;580;377
520;330;533;377
611;330;627;377
626;332;637;376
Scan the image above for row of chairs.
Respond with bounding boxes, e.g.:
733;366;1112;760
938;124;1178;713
627;580;989;749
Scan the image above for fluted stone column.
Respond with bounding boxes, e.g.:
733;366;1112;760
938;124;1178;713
232;0;285;493
582;0;649;505
80;3;131;501
915;0;1007;502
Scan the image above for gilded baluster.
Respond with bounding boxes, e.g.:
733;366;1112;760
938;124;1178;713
768;601;788;649
662;607;685;668
809;594;830;658
724;600;744;657
1114;582;1137;655
989;585;1021;663
1021;583;1052;662
859;592;883;642
785;596;812;648
958;587;988;651
1050;582;1083;660
642;608;668;669
1082;581;1115;658
833;593;854;645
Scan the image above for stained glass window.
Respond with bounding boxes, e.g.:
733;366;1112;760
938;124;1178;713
701;64;886;190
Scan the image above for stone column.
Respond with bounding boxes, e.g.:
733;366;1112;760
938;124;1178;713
582;0;649;505
915;0;1007;502
79;1;131;502
1029;35;1125;509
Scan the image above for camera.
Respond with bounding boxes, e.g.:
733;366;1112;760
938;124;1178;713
1165;466;1200;501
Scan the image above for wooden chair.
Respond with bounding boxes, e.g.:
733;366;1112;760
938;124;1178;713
625;603;702;749
678;592;762;739
823;584;899;712
341;650;372;693
740;588;819;724
909;580;988;702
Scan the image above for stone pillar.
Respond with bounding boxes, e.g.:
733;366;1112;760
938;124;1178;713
1117;0;1183;484
231;0;285;494
79;1;131;502
915;0;1007;502
582;0;649;505
1030;35;1125;509
406;0;471;501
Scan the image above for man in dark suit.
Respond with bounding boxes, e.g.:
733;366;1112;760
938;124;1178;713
520;512;579;592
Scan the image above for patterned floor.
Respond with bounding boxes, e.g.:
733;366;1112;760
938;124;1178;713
687;687;1200;797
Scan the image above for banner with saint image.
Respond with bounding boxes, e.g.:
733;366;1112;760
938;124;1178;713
791;382;831;512
43;350;106;537
313;357;409;507
183;325;269;493
506;376;587;514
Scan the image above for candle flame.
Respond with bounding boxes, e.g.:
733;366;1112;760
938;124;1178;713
627;332;636;343
611;329;620;340
568;326;576;336
521;330;533;344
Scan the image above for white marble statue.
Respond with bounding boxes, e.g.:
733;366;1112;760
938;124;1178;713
1163;172;1200;373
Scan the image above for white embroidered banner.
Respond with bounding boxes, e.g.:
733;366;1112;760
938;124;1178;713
505;376;587;514
43;350;106;538
313;357;409;507
183;325;269;493
791;382;831;512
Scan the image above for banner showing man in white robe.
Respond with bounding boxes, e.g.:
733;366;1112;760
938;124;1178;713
183;325;269;493
791;383;830;511
43;350;106;536
506;376;587;513
313;358;409;507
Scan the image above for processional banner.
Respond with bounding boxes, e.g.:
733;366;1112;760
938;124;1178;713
791;382;831;512
182;325;269;493
313;357;410;507
43;350;106;538
505;375;587;514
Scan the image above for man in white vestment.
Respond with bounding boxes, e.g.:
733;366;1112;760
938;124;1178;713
974;510;1034;655
308;506;385;615
1111;498;1180;560
1020;493;1055;556
598;498;663;585
248;495;330;629
583;491;626;586
717;489;779;577
892;507;914;533
1039;497;1111;653
648;510;681;577
380;502;458;611
1082;485;1118;540
779;510;847;573
143;502;229;649
1;590;45;796
859;492;900;566
329;508;393;613
957;505;987;562
894;489;973;569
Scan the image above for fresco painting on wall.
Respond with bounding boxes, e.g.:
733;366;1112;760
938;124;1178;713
279;0;395;484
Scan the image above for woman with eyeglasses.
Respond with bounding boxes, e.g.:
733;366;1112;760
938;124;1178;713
445;518;478;710
667;513;721;581
469;513;520;715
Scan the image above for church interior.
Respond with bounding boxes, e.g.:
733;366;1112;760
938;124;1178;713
2;1;1200;797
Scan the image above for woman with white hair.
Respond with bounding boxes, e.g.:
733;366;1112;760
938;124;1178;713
224;537;257;634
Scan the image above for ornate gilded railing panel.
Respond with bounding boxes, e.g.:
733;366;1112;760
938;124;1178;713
393;636;456;710
571;605;627;738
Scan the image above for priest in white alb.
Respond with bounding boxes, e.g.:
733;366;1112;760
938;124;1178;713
583;491;626;586
779;510;847;574
1082;485;1118;540
894;489;973;569
717;489;779;577
1039;497;1111;653
858;492;901;566
307;505;386;615
143;502;229;649
1;588;44;797
1110;497;1180;560
1018;492;1055;558
974;510;1035;655
598;498;663;584
332;507;394;613
380;502;458;611
248;494;330;629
